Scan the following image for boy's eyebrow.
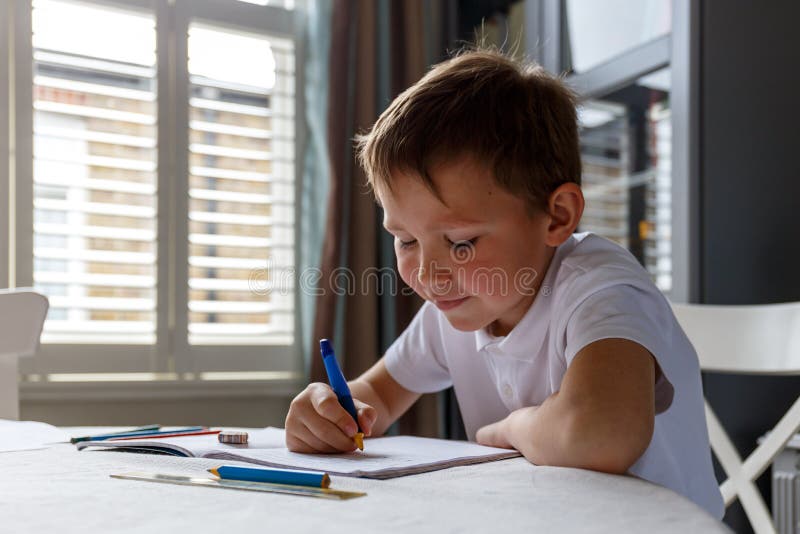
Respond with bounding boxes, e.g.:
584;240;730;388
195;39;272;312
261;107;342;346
383;217;485;233
435;218;485;230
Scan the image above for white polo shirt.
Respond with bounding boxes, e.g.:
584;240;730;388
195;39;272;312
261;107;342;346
384;232;724;519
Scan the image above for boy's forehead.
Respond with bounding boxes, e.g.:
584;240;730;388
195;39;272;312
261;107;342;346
378;158;502;229
381;159;494;205
380;185;487;230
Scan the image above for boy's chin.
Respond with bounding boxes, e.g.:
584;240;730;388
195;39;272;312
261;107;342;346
440;311;492;333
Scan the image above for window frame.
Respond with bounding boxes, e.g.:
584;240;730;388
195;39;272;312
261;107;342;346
564;36;670;99
171;0;304;376
1;0;9;291
524;0;699;303
7;0;305;381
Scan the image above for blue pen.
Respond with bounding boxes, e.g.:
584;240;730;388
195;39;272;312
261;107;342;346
320;339;364;450
84;426;205;442
208;465;331;488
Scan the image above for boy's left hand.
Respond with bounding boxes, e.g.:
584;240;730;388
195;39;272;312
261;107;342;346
476;406;538;450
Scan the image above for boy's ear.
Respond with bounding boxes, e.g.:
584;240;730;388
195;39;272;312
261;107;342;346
544;183;584;247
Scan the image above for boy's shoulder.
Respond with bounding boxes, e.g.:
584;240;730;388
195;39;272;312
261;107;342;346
555;233;654;285
549;233;663;312
559;233;647;277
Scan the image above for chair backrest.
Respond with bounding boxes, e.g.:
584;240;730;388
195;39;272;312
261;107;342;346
672;302;800;375
0;289;49;357
0;289;48;420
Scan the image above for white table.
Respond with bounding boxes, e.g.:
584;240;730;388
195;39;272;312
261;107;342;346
1;427;730;533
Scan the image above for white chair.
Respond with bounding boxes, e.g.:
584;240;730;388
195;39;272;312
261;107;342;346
672;302;800;534
0;289;48;420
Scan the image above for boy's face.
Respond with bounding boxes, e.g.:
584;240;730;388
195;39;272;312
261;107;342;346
379;158;555;336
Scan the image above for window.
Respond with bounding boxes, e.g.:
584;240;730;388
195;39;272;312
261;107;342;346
31;0;158;344
564;0;671;73
527;0;677;296
0;2;9;295
3;0;302;383
578;69;672;292
186;24;295;347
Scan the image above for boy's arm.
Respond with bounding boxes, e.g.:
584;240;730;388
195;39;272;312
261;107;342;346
349;359;421;437
476;338;656;474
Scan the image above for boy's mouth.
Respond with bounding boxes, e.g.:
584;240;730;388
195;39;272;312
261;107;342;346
433;296;470;311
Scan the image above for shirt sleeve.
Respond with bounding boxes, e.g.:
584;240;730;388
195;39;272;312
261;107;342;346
562;283;675;414
382;301;453;394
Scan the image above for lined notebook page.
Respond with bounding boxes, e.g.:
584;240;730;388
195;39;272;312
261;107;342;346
204;428;521;479
78;427;521;479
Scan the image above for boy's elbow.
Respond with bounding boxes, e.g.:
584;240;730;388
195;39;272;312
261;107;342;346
563;409;654;475
575;447;642;476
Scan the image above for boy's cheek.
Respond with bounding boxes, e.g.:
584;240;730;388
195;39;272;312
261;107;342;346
459;263;512;299
396;260;413;287
397;263;423;297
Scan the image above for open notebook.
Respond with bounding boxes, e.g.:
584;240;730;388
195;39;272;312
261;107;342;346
77;427;520;479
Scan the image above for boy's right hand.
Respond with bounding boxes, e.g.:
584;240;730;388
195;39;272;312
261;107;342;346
285;382;377;453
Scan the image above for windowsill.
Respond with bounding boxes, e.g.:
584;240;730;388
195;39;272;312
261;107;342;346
20;373;306;402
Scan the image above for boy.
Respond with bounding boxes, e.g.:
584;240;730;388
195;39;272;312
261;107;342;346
285;49;724;519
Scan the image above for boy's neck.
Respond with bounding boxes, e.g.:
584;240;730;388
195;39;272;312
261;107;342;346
487;245;558;337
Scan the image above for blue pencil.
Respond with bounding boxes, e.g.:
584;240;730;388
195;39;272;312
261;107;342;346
208;465;331;488
70;425;161;444
84;426;206;442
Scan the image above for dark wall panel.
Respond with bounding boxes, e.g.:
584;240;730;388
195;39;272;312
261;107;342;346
701;0;800;303
701;1;800;532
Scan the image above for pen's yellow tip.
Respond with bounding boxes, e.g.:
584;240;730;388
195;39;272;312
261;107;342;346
353;432;364;451
207;468;219;477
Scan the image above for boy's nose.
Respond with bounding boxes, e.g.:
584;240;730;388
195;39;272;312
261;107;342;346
417;261;452;291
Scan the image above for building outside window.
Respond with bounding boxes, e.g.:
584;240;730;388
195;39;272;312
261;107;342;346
560;0;675;294
2;0;303;388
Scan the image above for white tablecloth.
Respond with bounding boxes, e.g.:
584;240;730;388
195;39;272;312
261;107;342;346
0;427;729;533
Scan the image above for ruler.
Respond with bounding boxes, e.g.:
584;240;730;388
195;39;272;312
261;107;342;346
111;471;366;500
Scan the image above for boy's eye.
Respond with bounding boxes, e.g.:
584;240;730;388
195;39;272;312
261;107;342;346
448;237;478;261
448;237;478;250
398;239;417;249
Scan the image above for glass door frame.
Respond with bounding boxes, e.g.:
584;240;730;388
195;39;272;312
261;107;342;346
524;0;700;303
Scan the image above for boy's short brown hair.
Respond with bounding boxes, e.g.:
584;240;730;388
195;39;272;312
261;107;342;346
356;48;581;213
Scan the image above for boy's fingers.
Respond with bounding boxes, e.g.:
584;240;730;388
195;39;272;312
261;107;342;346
355;403;377;436
311;389;359;436
286;433;317;453
289;427;343;454
476;421;498;445
303;419;357;452
286;408;357;452
475;421;513;449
